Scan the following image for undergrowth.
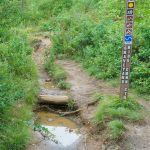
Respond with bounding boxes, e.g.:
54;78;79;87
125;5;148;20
108;120;126;140
0;30;38;149
0;1;39;149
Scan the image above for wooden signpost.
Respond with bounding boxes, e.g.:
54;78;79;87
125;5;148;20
120;0;135;99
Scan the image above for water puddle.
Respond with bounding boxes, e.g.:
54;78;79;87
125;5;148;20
37;112;77;129
42;82;55;90
33;111;81;150
40;81;66;96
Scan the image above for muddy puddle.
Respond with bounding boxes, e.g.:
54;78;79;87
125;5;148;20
27;111;81;150
28;81;81;150
38;112;81;146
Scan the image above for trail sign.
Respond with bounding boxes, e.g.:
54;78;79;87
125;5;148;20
125;35;132;44
120;0;135;99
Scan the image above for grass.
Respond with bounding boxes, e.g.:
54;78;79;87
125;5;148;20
108;120;126;140
96;96;144;139
0;102;34;150
0;1;40;149
44;53;71;90
96;96;144;123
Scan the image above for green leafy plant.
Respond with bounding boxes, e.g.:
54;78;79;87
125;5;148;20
45;53;71;90
93;92;104;102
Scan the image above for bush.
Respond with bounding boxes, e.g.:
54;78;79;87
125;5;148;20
0;1;39;148
44;0;150;94
0;32;38;149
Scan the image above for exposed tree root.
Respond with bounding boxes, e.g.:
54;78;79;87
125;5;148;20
59;109;81;116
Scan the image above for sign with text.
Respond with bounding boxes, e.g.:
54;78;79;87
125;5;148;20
120;0;135;99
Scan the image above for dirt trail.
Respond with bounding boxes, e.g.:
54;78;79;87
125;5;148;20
56;60;118;121
33;36;66;96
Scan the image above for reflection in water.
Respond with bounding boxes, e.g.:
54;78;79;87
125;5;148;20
36;111;81;149
43;125;80;147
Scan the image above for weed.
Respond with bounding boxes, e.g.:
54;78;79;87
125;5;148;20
45;53;71;90
96;96;144;139
32;124;58;143
108;120;126;140
0;1;39;148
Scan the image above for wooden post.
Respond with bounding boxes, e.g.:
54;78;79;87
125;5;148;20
120;0;135;99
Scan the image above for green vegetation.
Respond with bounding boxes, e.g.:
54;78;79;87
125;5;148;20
96;96;144;122
0;0;149;149
67;99;77;111
41;0;150;95
45;54;70;89
32;124;57;143
0;1;39;149
108;120;126;140
96;96;144;139
93;92;104;102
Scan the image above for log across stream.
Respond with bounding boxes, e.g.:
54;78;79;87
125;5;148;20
28;77;83;150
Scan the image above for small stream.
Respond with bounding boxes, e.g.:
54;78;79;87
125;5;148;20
28;112;81;150
28;81;82;150
27;37;83;150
